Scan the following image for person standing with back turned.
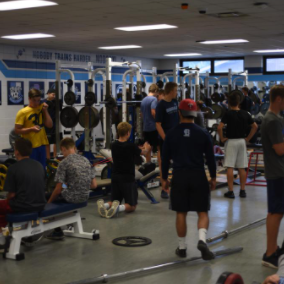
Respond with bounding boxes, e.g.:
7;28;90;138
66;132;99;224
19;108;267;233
261;85;284;269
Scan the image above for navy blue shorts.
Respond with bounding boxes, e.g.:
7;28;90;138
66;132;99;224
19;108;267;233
267;178;284;213
30;145;46;170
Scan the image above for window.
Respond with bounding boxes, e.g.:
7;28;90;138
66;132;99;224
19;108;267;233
181;60;211;73
264;56;284;73
214;59;244;73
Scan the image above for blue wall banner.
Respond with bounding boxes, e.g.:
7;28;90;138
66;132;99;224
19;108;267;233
7;81;24;105
75;83;81;104
29;81;45;98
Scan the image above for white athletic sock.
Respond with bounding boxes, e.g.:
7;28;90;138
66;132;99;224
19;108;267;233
199;228;207;243
104;203;110;210
178;237;186;250
0;233;5;245
118;205;125;212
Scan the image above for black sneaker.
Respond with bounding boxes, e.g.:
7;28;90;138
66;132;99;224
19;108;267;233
45;228;65;240
239;190;247;198
175;247;187;258
262;250;279;269
224;191;235;199
197;240;215;260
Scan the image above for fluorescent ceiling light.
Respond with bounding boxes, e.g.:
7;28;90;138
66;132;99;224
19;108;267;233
164;53;201;57
115;24;177;32
198;39;248;44
2;33;55;40
0;0;57;11
98;45;142;50
254;49;284;53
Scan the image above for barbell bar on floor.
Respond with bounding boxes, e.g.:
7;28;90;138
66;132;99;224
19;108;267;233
206;217;266;243
67;246;243;284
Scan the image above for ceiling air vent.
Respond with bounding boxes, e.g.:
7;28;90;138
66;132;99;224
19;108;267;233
209;12;248;18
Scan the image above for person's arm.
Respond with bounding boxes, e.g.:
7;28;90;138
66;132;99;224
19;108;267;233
266;121;284;156
156;122;166;140
217;122;227;143
151;109;156;119
90;178;97;189
140;142;151;156
245;122;258;142
161;135;171;191
204;134;217;191
42;103;53;128
15;124;41;135
3;167;17;199
155;103;166;140
48;183;63;203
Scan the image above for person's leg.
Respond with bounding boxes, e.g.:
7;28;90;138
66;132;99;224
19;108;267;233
124;204;136;212
46;145;51;160
227;167;234;191
118;182;138;214
266;213;283;256
238;168;247;190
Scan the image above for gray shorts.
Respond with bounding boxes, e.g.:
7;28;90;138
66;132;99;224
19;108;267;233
224;139;248;168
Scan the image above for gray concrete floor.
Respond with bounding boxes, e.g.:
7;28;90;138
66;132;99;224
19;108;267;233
0;184;280;284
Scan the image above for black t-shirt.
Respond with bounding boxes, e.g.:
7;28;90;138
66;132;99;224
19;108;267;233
4;158;46;213
162;123;216;179
240;96;253;112
221;110;254;139
111;140;142;182
155;99;179;137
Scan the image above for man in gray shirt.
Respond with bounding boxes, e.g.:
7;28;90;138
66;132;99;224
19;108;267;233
261;85;284;269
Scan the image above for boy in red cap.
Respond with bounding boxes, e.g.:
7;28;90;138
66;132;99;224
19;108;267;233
161;99;216;260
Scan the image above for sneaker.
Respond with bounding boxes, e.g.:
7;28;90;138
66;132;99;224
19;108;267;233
97;199;107;218
161;190;169;199
106;200;120;219
224;191;235;199
239;190;247;198
45;228;65;240
175;247;187;258
197;240;215;260
262;250;279;269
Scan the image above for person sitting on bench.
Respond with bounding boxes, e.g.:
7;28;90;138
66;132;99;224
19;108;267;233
97;122;151;219
0;138;46;246
46;137;97;240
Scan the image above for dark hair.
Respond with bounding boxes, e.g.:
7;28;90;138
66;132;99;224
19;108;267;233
228;92;240;107
47;89;56;94
14;138;32;156
164;82;178;95
270;85;284;103
242;87;249;93
28;88;42;99
60;137;75;149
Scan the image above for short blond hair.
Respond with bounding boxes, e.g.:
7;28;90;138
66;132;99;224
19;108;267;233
149;83;159;93
60;137;75;149
117;122;132;137
28;88;41;99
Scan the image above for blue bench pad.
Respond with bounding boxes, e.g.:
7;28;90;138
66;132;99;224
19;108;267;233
39;201;87;218
6;212;39;223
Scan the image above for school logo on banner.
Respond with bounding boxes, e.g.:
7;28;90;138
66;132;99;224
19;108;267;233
7;81;24;105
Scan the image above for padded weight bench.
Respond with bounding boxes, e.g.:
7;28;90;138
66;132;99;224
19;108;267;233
89;178;112;198
4;201;99;261
99;149;160;204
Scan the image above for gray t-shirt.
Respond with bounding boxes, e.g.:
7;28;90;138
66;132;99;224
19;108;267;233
141;96;158;132
54;154;96;203
261;111;284;179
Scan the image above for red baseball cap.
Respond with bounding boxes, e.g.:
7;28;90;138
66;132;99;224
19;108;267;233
178;99;198;117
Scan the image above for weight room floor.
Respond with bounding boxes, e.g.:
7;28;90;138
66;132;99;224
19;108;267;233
0;184;279;284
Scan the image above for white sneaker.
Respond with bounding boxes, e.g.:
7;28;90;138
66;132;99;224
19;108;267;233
97;199;107;218
106;200;120;219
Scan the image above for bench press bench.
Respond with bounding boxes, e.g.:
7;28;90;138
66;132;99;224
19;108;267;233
4;201;99;261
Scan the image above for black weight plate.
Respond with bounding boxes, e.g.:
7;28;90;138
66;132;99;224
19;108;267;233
78;106;100;129
260;102;269;115
85;92;97;106
64;91;76;106
211;92;222;103
201;106;214;119
229;90;244;103
216;272;233;284
211;104;225;119
112;236;152;247
250;103;260;115
60;106;78;128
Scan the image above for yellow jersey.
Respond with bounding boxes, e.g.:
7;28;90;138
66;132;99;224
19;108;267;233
15;104;49;148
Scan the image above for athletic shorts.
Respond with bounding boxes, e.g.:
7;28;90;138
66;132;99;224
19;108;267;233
223;139;248;168
143;130;158;148
267;178;284;213
111;181;138;206
30;145;46;170
170;169;210;212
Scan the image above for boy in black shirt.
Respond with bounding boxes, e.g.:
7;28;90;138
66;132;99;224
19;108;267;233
240;87;254;113
97;122;151;219
156;82;179;199
218;91;258;199
162;99;216;259
0;138;46;245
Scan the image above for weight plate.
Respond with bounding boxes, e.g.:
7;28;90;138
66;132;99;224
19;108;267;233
101;165;109;179
229;90;244;103
60;106;79;128
85;92;97;106
201;106;214;119
112;236;152;247
78;106;100;129
260;102;270;115
211;104;225;119
250;103;260;115
156;80;164;89
216;272;233;284
0;164;7;174
224;273;244;284
211;92;222;103
64;91;76;106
